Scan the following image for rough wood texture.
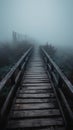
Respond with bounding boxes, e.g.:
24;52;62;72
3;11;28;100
6;48;65;130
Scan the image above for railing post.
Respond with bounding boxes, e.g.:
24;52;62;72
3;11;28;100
50;65;54;79
57;76;63;88
46;58;49;70
18;64;22;70
11;74;15;85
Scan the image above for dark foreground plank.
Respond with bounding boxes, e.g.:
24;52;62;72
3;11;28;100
7;117;64;129
10;109;61;119
12;102;58;110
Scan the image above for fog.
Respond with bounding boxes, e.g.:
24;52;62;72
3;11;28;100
0;0;73;47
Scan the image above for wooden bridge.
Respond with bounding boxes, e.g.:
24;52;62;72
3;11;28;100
0;46;73;130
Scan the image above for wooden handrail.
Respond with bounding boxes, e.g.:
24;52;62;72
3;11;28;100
0;47;33;126
0;47;32;91
41;48;73;95
41;47;73;127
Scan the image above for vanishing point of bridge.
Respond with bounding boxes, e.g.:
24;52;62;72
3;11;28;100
0;46;73;130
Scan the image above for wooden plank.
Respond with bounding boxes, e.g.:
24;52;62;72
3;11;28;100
37;127;65;130
10;109;61;119
22;81;50;84
21;83;51;87
24;71;46;73
26;69;45;71
24;72;47;74
26;71;46;73
18;89;53;94
21;83;51;86
15;98;56;104
21;81;51;86
12;103;58;110
23;79;49;82
23;77;48;79
7;117;64;129
20;87;51;90
24;74;47;76
23;75;48;77
23;75;47;77
7;126;65;130
27;69;44;70
17;93;55;98
28;65;44;66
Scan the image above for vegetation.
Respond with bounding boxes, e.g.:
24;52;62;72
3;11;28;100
0;40;32;80
43;43;73;84
42;43;56;58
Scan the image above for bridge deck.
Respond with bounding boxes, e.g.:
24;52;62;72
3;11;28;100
6;48;65;130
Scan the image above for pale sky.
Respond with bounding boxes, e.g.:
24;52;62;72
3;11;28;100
0;0;73;47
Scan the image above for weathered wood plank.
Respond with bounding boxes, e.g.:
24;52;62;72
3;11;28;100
22;81;50;84
21;83;51;86
21;83;51;87
12;103;58;110
18;89;53;94
23;75;48;77
37;127;65;130
23;79;49;81
10;109;61;119
23;76;48;78
20;87;51;90
15;98;56;104
16;93;55;99
7;117;64;129
24;74;47;76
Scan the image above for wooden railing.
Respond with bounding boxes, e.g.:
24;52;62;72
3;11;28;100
41;47;73;128
0;47;33;126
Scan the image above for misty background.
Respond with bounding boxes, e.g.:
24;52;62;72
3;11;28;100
0;0;73;83
0;0;73;47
